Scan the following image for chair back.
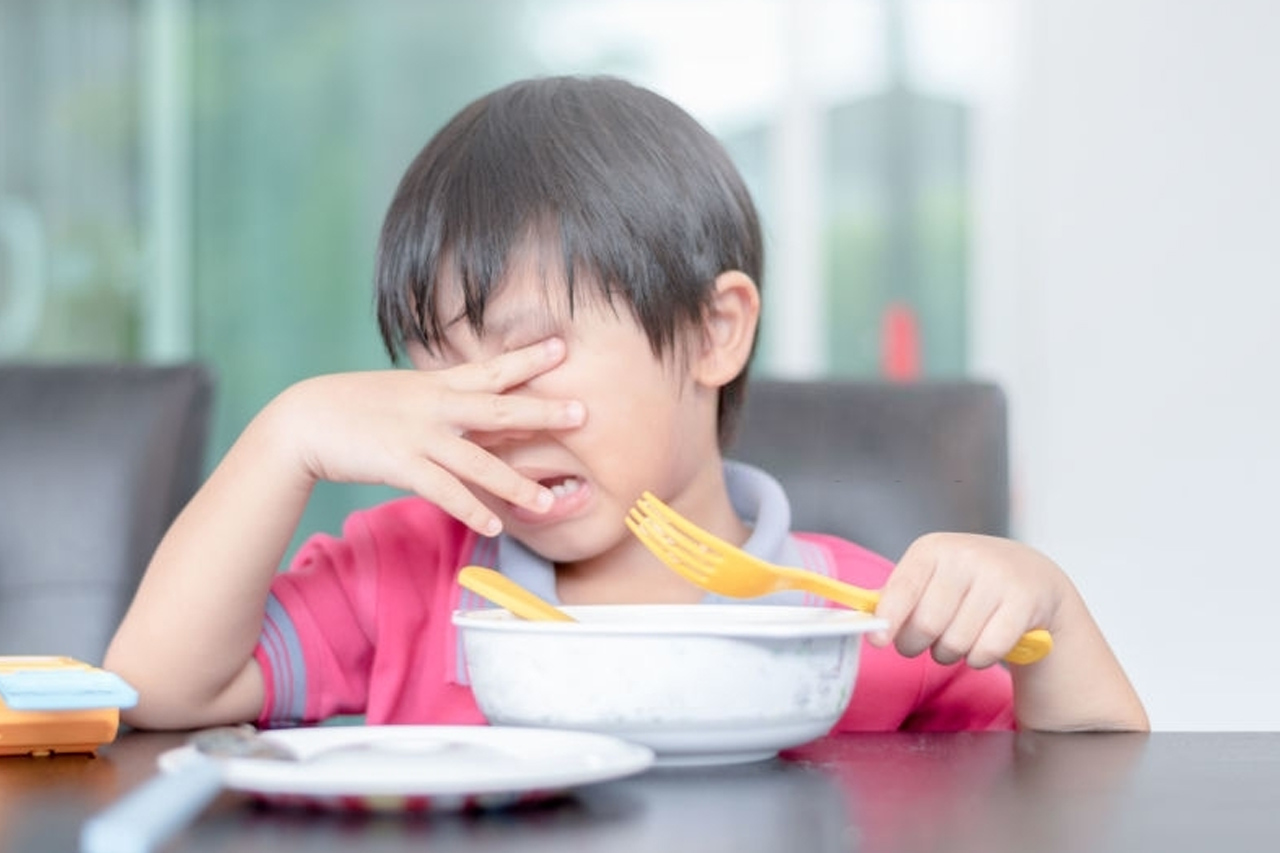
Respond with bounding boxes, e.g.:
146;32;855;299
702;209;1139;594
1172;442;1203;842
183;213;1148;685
0;362;214;663
728;379;1009;561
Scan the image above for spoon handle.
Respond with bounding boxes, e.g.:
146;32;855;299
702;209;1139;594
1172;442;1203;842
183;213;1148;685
458;566;575;622
80;752;222;853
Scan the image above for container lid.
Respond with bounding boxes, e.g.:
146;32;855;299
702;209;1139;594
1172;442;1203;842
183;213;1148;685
0;658;138;711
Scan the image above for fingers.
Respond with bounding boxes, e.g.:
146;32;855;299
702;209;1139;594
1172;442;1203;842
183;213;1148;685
915;585;992;666
878;548;993;665
448;337;569;393
390;456;506;537
391;436;554;537
886;562;965;660
965;606;1032;670
434;433;554;513
447;389;586;436
283;344;588;536
868;535;937;650
872;533;1049;669
434;337;585;435
932;587;1014;668
391;338;586;534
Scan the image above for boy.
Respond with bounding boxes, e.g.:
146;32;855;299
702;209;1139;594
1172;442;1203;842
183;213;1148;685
105;75;1147;733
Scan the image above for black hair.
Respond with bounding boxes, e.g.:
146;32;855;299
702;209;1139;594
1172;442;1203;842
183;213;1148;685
374;75;763;446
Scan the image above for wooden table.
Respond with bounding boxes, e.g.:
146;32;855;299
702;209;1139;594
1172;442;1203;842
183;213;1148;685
3;730;1278;852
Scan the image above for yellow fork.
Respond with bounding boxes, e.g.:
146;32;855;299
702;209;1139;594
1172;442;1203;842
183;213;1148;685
625;491;1052;666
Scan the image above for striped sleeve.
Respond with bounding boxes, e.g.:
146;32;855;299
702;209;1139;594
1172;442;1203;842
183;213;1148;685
254;593;307;725
252;526;377;726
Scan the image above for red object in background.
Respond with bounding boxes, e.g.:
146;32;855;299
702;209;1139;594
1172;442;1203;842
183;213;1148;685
881;302;922;381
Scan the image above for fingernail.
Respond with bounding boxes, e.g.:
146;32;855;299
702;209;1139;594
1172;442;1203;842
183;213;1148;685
535;488;554;510
564;401;585;424
543;337;565;357
484;517;502;537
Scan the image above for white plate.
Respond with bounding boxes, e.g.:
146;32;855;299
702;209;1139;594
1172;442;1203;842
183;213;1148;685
157;725;654;812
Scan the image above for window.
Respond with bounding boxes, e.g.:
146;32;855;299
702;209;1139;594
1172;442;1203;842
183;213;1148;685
1;0;1008;556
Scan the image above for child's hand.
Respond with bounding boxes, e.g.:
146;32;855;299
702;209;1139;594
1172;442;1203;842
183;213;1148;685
869;532;1149;731
266;337;585;536
868;533;1071;669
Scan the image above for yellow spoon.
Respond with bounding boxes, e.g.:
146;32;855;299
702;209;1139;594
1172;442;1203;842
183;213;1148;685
457;566;576;622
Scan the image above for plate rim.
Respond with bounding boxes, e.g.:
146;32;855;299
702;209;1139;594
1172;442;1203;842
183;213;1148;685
157;724;655;797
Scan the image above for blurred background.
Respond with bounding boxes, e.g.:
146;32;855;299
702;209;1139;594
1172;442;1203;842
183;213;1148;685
2;0;1277;730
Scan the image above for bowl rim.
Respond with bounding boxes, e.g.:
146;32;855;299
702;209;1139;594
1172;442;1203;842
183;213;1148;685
451;603;887;638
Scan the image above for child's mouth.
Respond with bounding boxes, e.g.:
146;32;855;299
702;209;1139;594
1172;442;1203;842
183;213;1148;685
542;476;583;499
509;475;591;525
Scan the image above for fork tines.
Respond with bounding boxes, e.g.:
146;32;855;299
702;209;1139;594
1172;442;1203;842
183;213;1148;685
625;492;721;579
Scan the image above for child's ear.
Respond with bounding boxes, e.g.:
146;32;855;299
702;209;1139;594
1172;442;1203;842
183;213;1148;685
693;270;760;388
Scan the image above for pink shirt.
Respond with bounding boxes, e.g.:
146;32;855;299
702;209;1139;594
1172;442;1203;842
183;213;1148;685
255;463;1014;731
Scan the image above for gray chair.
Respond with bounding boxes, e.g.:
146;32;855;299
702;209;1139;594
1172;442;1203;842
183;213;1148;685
0;362;214;663
729;379;1009;561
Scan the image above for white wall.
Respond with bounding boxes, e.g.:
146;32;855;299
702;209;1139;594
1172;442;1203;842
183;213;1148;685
973;0;1280;729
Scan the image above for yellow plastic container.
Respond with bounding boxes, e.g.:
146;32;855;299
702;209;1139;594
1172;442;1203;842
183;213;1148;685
0;656;135;757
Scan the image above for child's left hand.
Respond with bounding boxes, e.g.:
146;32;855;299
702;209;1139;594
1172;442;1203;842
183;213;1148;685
868;532;1149;731
867;532;1071;669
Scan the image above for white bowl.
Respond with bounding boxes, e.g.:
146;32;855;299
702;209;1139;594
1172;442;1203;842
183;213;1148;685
452;604;886;767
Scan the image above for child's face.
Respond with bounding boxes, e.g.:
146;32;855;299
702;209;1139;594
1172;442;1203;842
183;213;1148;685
407;257;726;569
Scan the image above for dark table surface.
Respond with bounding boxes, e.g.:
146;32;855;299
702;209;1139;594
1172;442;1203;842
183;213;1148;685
3;729;1278;853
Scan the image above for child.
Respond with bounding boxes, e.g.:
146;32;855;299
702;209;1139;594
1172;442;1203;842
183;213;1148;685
105;75;1147;734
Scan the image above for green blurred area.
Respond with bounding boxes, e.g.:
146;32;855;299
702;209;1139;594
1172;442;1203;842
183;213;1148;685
188;2;552;551
1;0;970;564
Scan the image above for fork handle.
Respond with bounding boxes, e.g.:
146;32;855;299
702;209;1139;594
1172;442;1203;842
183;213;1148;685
786;570;1054;665
784;569;882;613
1002;629;1053;666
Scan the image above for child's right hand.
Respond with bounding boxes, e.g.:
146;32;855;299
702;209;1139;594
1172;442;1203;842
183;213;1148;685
264;336;585;536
